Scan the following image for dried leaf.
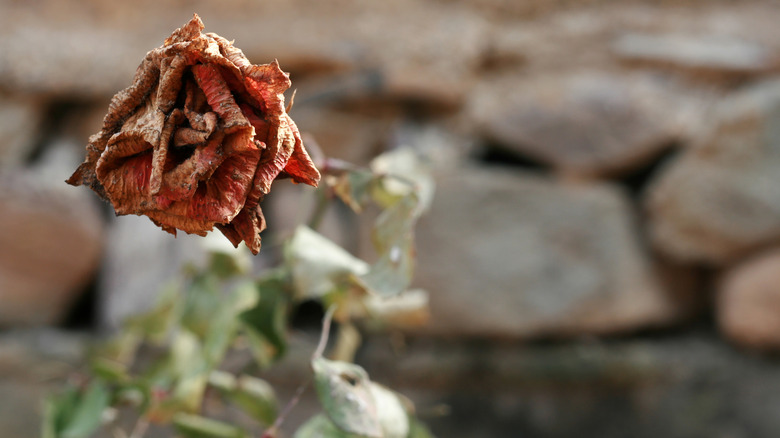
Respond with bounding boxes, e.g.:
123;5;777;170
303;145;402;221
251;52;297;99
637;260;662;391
286;226;369;299
364;288;430;328
367;383;409;438
67;14;320;254
370;148;434;213
359;194;419;297
312;357;382;438
332;169;376;213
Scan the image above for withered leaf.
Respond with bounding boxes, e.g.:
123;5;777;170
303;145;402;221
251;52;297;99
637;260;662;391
67;14;320;254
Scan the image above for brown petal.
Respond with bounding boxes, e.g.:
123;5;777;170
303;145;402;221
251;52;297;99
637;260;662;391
155;131;226;203
245;113;295;205
282;114;321;187
150;109;184;195
164;14;204;46
217;204;266;254
192;63;252;134
186;147;260;224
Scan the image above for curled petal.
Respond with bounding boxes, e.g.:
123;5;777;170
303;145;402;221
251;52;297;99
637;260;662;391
282;114;321;186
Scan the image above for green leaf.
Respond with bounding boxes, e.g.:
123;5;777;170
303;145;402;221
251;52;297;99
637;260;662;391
294;414;367;438
181;273;222;338
312;358;381;438
201;233;252;278
208;252;249;279
242;328;275;368
124;280;181;343
208;371;278;426
202;281;259;366
173;413;247;438
91;357;129;383
42;386;79;438
208;370;238;392
58;380;110;438
233;375;278;426
240;273;290;359
286;226;369;299
407;418;436;438
170;330;209;412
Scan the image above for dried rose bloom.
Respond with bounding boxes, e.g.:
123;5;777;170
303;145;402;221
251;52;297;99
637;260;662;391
68;14;320;254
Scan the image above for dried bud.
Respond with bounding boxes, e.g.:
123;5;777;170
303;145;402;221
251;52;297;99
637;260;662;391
68;14;320;254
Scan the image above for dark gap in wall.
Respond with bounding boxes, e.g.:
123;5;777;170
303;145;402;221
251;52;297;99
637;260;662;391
290;299;326;334
474;141;550;171
613;142;681;199
25;99;95;165
60;272;99;330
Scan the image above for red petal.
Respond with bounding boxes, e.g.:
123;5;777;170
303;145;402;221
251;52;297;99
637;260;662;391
217;204;266;254
187;147;260;223
192;64;251;133
282;114;320;187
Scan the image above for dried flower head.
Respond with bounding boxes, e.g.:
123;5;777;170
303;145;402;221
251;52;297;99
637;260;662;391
68;14;320;254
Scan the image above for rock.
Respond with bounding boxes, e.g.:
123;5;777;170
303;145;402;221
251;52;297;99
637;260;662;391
0;157;104;326
0;330;85;438
358;333;780;438
469;71;682;177
717;250;780;351
412;166;682;338
0;0;486;110
613;33;780;80
646;79;780;264
290;106;391;165
0;94;43;168
263;181;355;254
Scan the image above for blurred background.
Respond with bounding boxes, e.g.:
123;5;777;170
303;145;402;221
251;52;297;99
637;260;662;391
3;0;780;436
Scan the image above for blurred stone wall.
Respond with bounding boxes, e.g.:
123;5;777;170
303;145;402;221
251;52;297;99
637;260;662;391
3;0;780;437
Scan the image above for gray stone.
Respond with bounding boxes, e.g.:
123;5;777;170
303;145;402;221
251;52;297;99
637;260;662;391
646;79;780;264
718;249;780;351
359;333;780;438
0;0;486;110
0;94;43;168
613;33;780;79
0;330;85;438
469;71;682;177
290;106;392;166
98;214;261;329
412;166;682;338
0;151;104;326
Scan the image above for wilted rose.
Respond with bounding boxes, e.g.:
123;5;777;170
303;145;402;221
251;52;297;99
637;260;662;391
67;14;320;254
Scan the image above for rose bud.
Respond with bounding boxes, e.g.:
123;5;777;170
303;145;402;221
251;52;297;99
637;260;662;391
67;14;320;254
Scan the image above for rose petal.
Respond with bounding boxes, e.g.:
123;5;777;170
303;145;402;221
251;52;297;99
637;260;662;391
156;131;226;203
282;114;321;186
192;63;253;134
67;14;320;253
217;204;266;254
